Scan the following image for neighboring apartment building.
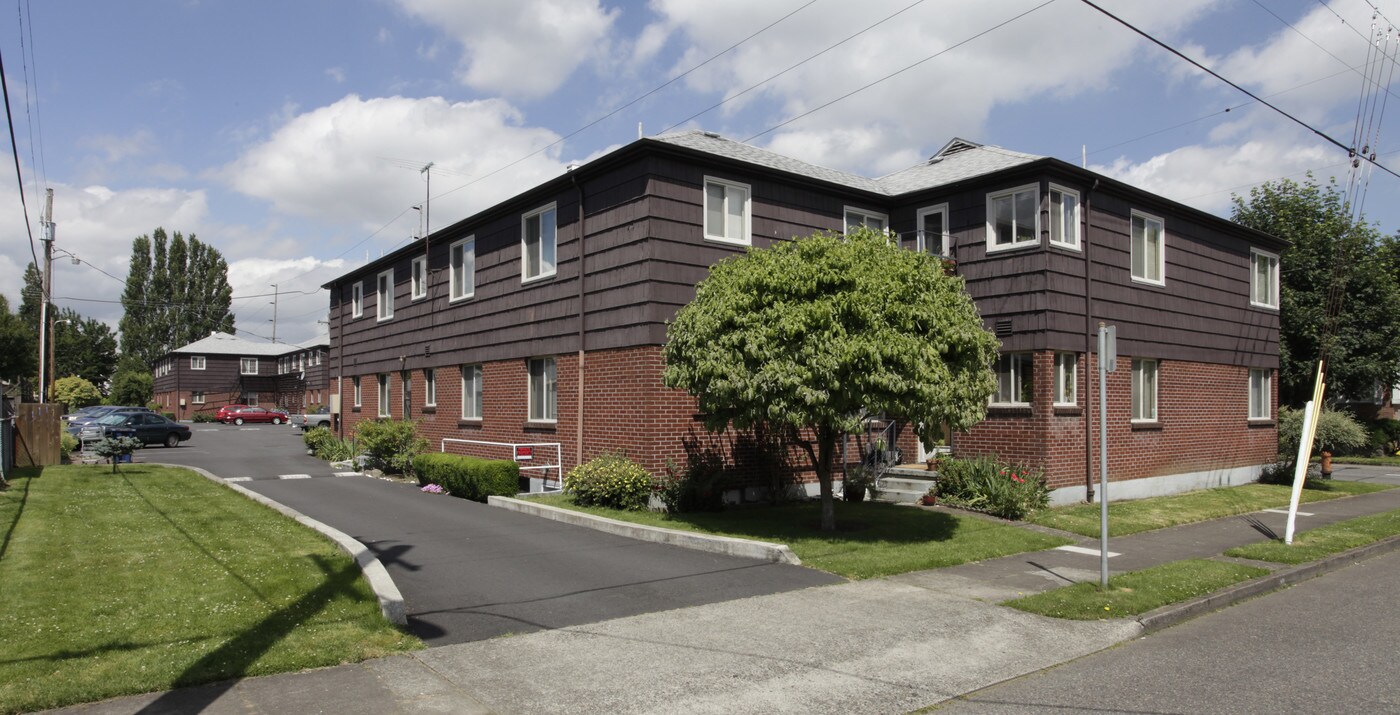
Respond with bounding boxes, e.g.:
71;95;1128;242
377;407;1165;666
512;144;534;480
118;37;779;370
324;132;1284;503
152;332;331;419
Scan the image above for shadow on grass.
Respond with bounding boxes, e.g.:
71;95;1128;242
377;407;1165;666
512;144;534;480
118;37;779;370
653;500;964;545
0;467;41;563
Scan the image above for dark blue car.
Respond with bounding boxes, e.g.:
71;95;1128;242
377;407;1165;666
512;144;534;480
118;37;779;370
76;412;191;448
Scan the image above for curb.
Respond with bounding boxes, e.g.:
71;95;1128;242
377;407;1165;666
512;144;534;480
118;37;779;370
488;495;802;565
152;463;408;626
1135;533;1400;633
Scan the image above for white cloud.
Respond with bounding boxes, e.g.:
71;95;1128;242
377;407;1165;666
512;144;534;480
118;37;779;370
221;94;570;230
395;0;619;99
226;257;346;344
325;67;346;84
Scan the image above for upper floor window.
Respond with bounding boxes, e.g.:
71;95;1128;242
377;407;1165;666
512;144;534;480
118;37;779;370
844;207;887;233
411;256;428;301
987;185;1039;251
1048;185;1080;250
190;356;206;370
993;352;1033;406
917;204;950;257
704;177;751;245
461;364;483;420
528;357;557;422
351;282;364;318
377;268;394;321
1132;358;1159;422
1249;368;1271;420
522;203;557;282
1131;211;1165;285
240;357;258;375
450;237;475;301
1251;249;1280;309
1054;352;1077;405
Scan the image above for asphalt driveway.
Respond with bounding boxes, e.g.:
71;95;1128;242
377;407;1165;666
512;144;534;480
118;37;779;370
147;424;840;645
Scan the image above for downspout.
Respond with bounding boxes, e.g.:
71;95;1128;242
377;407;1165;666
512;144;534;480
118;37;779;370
336;281;345;439
571;169;586;469
1083;179;1099;502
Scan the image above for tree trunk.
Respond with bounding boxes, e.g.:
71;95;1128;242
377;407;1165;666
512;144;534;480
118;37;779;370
816;428;837;532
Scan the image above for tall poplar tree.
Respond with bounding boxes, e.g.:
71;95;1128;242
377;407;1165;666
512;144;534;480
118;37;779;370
117;228;235;369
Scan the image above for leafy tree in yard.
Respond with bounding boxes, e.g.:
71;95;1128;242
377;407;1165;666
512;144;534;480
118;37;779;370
664;227;1000;531
54;309;118;392
118;228;235;369
105;357;153;406
52;376;102;410
0;293;36;386
1231;176;1400;406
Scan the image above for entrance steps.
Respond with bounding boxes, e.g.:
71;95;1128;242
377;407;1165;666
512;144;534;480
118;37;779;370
875;467;937;503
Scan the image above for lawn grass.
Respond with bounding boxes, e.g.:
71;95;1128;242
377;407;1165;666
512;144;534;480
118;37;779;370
1002;559;1268;620
1225;508;1400;564
1330;455;1400;466
0;465;419;714
526;495;1069;579
1029;480;1394;538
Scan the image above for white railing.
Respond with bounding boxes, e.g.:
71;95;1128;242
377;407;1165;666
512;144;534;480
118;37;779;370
440;438;564;492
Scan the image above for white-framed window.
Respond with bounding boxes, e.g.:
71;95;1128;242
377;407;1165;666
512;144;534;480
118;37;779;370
191;391;205;405
411;256;427;301
1251;248;1280;309
1132;358;1159;422
844;207;888;233
316;351;322;366
1131;210;1165;285
461;364;483;420
522;203;557;282
1249;368;1271;420
377;374;390;418
450;236;476;301
352;376;362;408
1054;352;1077;406
424;368;436;407
986;184;1039;251
240;357;258;375
351;282;363;318
377;268;394;321
1048;184;1081;250
190;355;206;370
704;177;752;245
528;357;557;422
993;352;1034;405
916;204;951;257
401;371;411;417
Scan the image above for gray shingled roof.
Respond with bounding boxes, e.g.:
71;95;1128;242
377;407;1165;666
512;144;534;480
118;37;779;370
171;331;302;357
650;131;1043;197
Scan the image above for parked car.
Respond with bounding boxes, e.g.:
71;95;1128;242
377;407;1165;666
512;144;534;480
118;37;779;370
226;406;289;425
66;406;155;434
215;404;250;423
61;405;109;423
77;412;191;448
291;406;333;432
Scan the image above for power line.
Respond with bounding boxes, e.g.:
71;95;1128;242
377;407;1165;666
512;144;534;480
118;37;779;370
1078;0;1400;182
16;0;45;192
0;45;40;277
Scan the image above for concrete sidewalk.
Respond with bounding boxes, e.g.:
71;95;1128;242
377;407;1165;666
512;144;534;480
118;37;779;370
48;467;1400;714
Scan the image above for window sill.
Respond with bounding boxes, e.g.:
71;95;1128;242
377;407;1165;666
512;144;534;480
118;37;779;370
351;407;361;413
988;404;1033;416
457;419;483;429
1130;276;1166;288
1053;405;1082;416
1249;302;1280;311
1048;240;1082;253
1130;420;1163;431
524;420;557;432
421;406;436;414
1248;418;1276;427
448;293;475;304
703;234;751;247
521;271;557;286
984;240;1040;254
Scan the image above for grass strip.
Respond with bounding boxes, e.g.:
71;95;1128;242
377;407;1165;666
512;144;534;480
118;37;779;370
0;465;419;714
1225;508;1400;564
1030;480;1393;538
527;495;1069;579
1329;456;1400;466
1003;559;1268;620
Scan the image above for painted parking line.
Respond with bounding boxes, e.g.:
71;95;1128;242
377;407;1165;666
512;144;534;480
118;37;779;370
333;472;362;477
1262;508;1313;516
238;427;262;431
1055;545;1121;558
225;477;252;483
278;474;312;480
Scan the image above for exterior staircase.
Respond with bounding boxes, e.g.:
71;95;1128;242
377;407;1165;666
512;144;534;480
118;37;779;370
875;466;937;504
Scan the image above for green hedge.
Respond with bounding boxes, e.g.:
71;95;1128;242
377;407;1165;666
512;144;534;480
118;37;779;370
412;452;520;502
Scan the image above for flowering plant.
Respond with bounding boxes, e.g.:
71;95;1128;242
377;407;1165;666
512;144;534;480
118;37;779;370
420;483;447;494
936;455;1049;520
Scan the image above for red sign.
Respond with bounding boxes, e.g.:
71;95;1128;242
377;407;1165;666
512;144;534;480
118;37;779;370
515;446;533;461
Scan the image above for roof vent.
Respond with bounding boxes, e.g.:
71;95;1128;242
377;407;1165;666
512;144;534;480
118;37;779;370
702;131;722;139
931;138;983;161
566;162;580;172
994;319;1014;337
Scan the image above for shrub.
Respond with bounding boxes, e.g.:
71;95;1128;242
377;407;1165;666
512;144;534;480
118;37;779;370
936;454;1049;521
412;452;520;502
60;433;79;462
303;427;354;461
1278;406;1369;467
354;419;426;475
52;376;102;410
192;413;216;423
1364;418;1400;457
93;436;142;473
566;453;653;511
656;450;728;513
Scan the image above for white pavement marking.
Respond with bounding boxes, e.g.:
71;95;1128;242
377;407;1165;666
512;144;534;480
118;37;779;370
197;428;219;432
225;477;253;483
1056;545;1121;558
239;427;261;431
334;472;361;477
1262;508;1313;516
1386;473;1400;477
278;474;312;480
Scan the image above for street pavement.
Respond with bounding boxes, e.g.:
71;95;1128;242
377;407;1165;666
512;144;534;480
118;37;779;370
146;424;838;645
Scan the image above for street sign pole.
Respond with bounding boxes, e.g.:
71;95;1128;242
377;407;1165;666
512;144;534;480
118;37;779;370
1098;323;1116;590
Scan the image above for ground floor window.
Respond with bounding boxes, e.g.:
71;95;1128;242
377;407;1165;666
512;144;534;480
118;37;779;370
191;392;205;405
378;374;390;418
424;368;437;407
1249;368;1271;420
1132;358;1158;422
528;357;557;422
993;352;1033;405
1054;352;1077;405
461;365;482;419
401;371;411;417
353;377;362;408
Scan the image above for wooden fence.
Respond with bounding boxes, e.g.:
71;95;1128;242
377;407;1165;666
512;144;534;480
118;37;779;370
14;403;62;468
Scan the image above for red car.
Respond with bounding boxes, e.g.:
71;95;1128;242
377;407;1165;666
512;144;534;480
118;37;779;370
215;404;249;423
225;406;290;425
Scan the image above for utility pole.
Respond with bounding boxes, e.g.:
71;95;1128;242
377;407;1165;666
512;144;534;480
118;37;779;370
38;188;54;402
269;284;279;343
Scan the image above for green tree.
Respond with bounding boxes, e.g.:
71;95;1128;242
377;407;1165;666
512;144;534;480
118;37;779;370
0;293;36;386
17;262;47;395
118;228;235;369
51;376;102;410
1231;177;1400;406
663;227;1000;531
54;309;118;392
106;357;153;407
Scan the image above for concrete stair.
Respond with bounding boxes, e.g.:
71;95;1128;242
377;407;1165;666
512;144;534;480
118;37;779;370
875;468;937;503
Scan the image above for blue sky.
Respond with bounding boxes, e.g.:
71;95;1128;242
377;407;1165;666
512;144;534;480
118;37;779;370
3;0;1398;345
